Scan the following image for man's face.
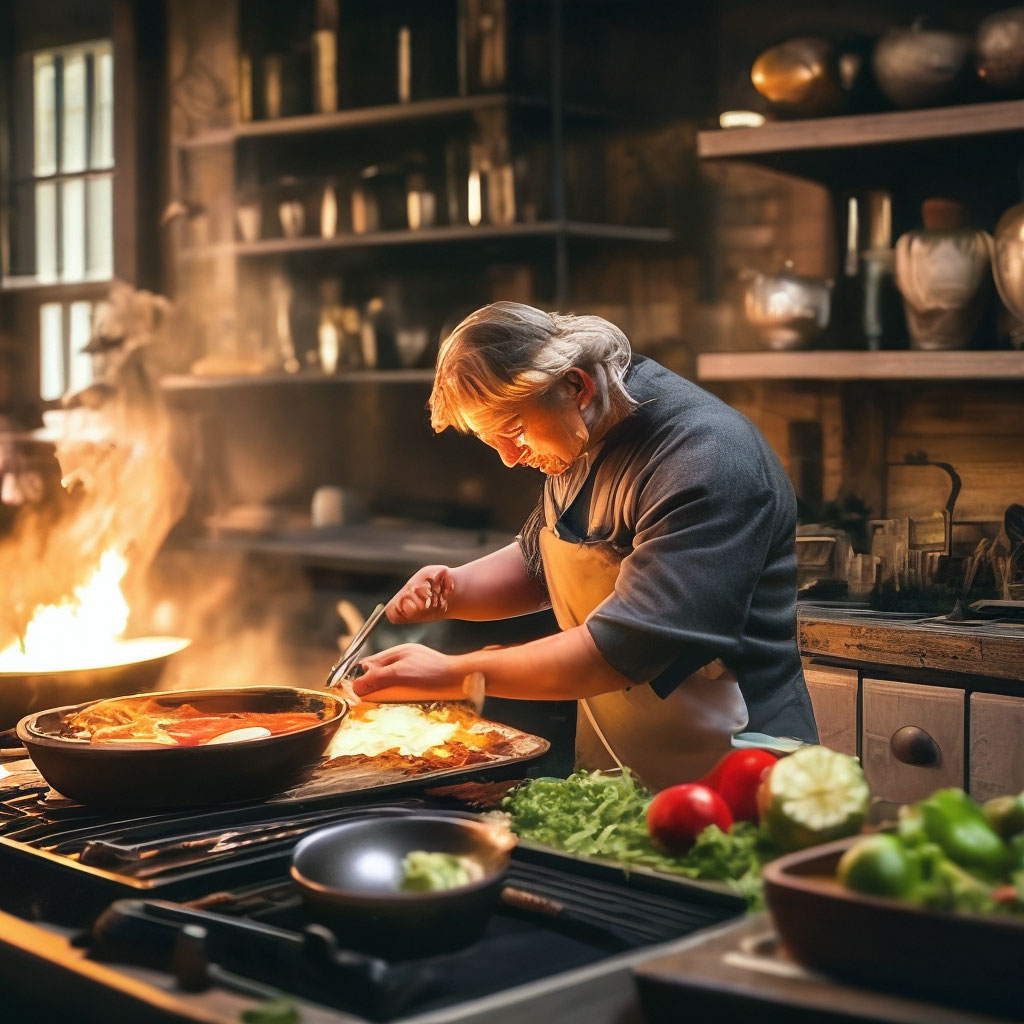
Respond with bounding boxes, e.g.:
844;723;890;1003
465;384;590;476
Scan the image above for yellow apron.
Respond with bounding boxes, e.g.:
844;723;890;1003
538;526;748;792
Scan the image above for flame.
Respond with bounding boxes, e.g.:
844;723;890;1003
0;548;187;673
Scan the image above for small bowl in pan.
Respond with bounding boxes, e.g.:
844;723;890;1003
291;813;514;959
16;686;346;809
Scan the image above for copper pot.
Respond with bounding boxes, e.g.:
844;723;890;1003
751;37;862;118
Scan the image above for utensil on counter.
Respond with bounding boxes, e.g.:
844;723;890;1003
16;686;346;809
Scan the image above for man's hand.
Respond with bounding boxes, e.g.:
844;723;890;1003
353;643;462;699
386;565;456;623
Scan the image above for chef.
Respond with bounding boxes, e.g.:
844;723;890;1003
354;302;818;789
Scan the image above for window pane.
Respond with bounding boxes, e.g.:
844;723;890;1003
34;181;58;283
91;46;114;170
68;302;94;394
61;52;88;173
40;303;65;401
61;178;86;282
86;175;113;278
33;55;57;176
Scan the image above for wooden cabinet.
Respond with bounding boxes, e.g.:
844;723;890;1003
861;678;964;804
802;661;857;756
969;692;1024;801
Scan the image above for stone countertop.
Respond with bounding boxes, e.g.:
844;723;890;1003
798;604;1024;682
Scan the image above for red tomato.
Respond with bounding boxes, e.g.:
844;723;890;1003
647;783;733;853
710;748;779;823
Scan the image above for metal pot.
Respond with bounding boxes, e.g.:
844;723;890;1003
977;6;1024;94
16;685;347;808
872;20;973;108
989;201;1024;348
0;636;190;731
291;814;513;959
743;262;832;350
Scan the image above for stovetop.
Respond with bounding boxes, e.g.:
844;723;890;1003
0;773;745;1022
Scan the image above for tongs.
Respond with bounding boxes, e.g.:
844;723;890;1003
325;602;387;690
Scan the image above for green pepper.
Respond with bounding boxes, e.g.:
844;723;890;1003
838;833;922;898
917;788;1009;875
983;793;1024;839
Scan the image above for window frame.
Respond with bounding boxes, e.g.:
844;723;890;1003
0;0;162;408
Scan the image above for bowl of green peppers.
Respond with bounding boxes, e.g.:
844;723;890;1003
762;787;1024;1014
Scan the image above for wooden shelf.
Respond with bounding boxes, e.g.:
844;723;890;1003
161;369;435;391
174;93;609;149
696;350;1024;382
697;99;1024;161
178;221;673;260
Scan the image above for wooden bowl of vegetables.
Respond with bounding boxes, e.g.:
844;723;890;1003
763;788;1024;1015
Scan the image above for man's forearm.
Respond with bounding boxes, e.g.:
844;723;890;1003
449;624;632;700
445;542;550;620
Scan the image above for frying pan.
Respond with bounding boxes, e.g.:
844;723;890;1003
16;685;347;809
291;814;513;959
0;636;190;732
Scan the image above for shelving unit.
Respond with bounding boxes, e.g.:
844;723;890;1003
161;368;435;391
696;350;1024;383
175;93;611;149
177;221;673;262
697;99;1024;161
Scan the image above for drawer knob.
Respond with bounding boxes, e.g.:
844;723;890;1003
890;726;939;767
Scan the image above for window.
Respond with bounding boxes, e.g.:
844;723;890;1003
5;37;115;401
26;39;114;285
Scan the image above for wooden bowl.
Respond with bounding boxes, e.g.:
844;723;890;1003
762;837;1024;1015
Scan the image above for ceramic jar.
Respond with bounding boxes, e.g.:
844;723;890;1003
989;201;1024;348
743;261;833;350
894;199;992;350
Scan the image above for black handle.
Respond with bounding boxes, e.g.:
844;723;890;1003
890;726;940;767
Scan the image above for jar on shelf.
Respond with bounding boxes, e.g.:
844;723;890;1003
276;176;306;239
894;199;992;351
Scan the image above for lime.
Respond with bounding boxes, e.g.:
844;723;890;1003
759;745;869;852
838;833;920;898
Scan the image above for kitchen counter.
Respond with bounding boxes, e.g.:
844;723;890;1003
798;605;1024;683
0;902;727;1024
634;913;1018;1023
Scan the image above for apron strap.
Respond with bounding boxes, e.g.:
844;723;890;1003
579;697;627;773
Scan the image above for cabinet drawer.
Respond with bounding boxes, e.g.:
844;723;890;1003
862;679;964;804
802;661;857;756
969;693;1024;801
